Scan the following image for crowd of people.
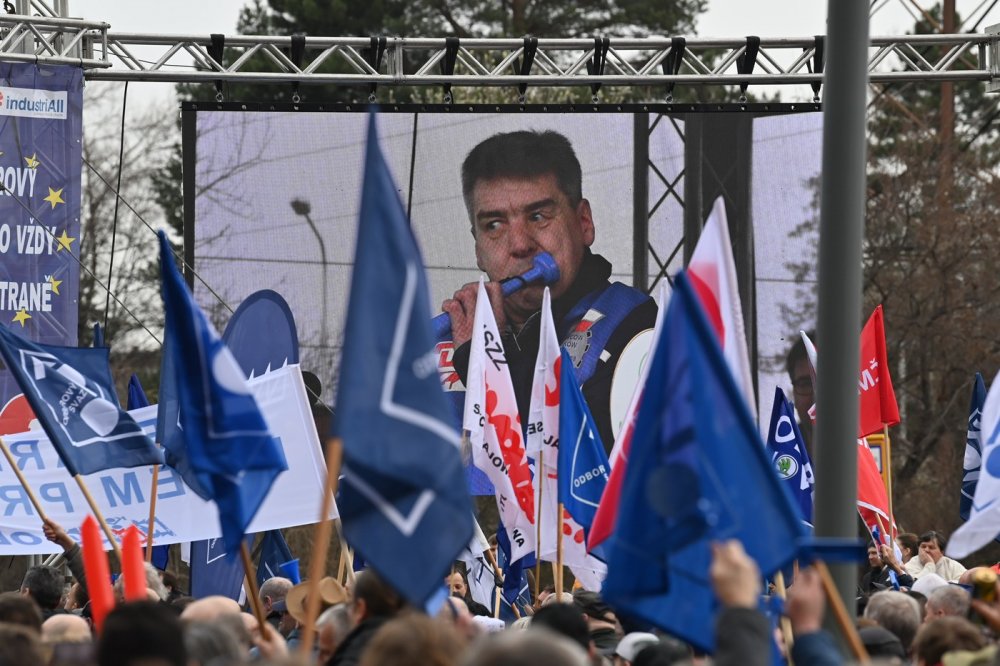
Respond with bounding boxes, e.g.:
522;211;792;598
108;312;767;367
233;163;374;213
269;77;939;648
4;519;1000;666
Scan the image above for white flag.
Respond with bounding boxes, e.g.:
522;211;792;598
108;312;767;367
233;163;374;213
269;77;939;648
688;197;757;418
528;288;607;589
948;369;1000;558
463;279;536;562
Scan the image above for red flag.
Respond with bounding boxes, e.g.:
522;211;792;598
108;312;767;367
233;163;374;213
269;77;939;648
81;516;114;633
858;305;900;437
122;526;148;601
857;439;895;537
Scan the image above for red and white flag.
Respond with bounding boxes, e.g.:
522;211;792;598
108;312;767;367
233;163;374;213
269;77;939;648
688;197;757;419
857;305;900;438
588;282;669;552
528;288;606;589
463;279;535;562
857;438;895;537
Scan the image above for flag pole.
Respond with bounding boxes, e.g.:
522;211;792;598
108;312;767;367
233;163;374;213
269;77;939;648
556;501;564;597
0;437;49;522
772;571;796;666
145;462;160;563
239;541;272;640
815;561;870;662
882;424;895;550
73;475;122;561
298;436;343;658
534;451;544;604
337;537;349;584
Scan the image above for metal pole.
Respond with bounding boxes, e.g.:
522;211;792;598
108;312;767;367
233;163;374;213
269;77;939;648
814;0;868;628
632;112;649;292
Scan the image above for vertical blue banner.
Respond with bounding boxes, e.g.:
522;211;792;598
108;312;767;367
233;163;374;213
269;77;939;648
0;63;83;421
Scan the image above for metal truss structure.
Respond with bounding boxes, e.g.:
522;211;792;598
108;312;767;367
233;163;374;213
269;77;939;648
0;12;997;96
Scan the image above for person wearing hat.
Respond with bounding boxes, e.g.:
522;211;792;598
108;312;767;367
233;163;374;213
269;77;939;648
613;632;659;666
572;590;621;654
278;576;348;652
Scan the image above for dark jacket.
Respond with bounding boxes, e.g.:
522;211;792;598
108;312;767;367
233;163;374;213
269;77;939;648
326;617;388;666
454;250;656;453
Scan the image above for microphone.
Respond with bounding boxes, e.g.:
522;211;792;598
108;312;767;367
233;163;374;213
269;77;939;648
432;252;560;339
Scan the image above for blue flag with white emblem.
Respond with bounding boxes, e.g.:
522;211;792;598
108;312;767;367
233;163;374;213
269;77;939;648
0;326;162;476
331;114;473;608
557;347;610;543
156;231;288;556
602;272;806;653
961;373;987;522
764;387;815;526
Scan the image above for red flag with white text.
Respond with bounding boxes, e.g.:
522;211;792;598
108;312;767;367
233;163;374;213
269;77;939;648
858;305;900;438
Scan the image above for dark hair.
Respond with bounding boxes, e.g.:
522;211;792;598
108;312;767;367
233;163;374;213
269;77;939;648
919;530;947;551
352;570;406;620
0;623;45;665
912;616;985;666
0;591;43;633
461;130;583;221
97;601;186;666
896;532;918;558
531;603;590;653
785;330;815;381
21;565;64;610
633;641;692;666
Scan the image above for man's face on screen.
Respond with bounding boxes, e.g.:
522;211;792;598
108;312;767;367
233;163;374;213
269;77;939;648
471;173;595;322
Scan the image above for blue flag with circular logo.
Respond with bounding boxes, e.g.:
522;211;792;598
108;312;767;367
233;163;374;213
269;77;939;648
0;326;162;476
764;387;814;526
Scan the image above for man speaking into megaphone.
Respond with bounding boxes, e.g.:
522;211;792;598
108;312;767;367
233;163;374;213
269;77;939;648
439;129;657;454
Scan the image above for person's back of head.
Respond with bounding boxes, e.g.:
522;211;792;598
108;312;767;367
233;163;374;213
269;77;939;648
42;613;92;644
358;612;463;666
461;628;589;666
21;564;64;610
863;590;922;653
925;585;970;619
259;575;293;607
0;623;46;665
632;640;692;666
912;616;986;666
183;620;244;666
0;590;43;633
112;562;168;602
858;625;906;660
351;570;406;622
531;602;591;654
97;601;186;666
179;595;242;623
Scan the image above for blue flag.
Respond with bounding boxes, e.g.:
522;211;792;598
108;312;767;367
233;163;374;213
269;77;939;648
190;536;253;601
557;347;610;541
331;114;473;608
256;530;296;585
764;387;815;526
602;272;806;653
125;373;170;570
961;373;987;522
495;524;533;621
0;326;162;476
156;231;287;555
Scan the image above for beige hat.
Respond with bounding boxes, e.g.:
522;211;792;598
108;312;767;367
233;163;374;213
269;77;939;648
285;577;348;624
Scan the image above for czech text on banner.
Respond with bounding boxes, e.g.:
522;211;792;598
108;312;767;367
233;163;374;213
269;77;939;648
0;364;331;555
332;114;473;608
464;278;536;564
0;63;83;414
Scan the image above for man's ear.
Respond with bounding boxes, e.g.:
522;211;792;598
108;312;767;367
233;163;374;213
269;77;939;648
577;199;595;246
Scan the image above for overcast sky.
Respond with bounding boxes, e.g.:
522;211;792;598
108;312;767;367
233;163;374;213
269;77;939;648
67;0;999;108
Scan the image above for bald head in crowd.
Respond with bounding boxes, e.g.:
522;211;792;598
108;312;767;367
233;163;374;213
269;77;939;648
42;614;91;643
180;595;243;623
924;585;971;621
